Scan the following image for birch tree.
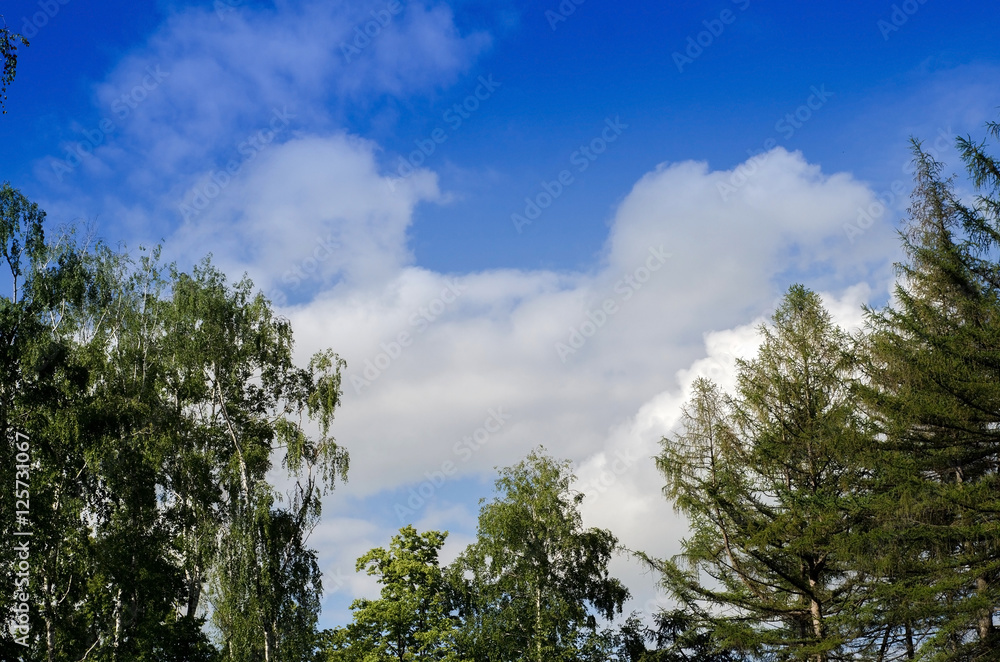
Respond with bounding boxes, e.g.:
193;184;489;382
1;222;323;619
450;448;629;662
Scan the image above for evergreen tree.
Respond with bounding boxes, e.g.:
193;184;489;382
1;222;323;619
637;608;744;662
648;286;873;662
860;126;1000;659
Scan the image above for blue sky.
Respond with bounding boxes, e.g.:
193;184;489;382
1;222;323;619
4;0;1000;632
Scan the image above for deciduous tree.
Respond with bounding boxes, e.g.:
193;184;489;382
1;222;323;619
450;448;629;662
325;526;464;662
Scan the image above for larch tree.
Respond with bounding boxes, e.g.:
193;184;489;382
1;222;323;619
649;286;874;662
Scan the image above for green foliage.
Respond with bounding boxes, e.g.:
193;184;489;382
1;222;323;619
155;258;349;662
649;286;873;662
0;17;27;113
0;181;45;298
6;112;1000;662
858;124;1000;660
449;447;630;662
0;185;348;661
637;609;744;662
326;526;464;662
0;188;134;661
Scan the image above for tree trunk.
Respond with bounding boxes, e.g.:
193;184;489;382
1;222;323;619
186;570;201;618
44;598;55;662
876;624;890;662
810;595;825;662
263;624;274;662
535;585;542;662
112;587;123;662
976;575;994;641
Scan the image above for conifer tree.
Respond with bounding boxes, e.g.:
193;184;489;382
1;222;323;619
860;125;1000;659
649;286;873;662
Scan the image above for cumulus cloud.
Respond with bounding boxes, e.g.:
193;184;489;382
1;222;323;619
168;133;441;291
573;282;873;621
272;148;884;499
239;146;893;624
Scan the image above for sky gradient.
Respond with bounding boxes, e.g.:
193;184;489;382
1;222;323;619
3;0;1000;630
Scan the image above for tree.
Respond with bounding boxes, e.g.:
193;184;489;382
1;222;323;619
449;448;630;662
0;16;28;113
0;187;130;661
637;609;743;662
157;259;349;662
325;526;464;662
0;185;349;660
648;287;874;662
859;125;1000;659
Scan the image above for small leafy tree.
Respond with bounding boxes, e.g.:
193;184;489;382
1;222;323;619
325;526;464;662
450;448;630;662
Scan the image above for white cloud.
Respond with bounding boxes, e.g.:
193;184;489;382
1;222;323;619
245;146;892;626
574;282;873;622
24;0;992;637
26;1;899;618
273;148;886;500
168;133;441;290
34;0;490;237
